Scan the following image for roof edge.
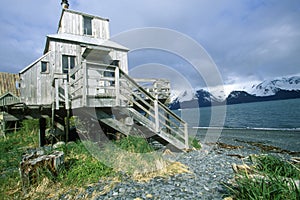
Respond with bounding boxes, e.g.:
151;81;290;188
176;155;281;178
20;51;52;74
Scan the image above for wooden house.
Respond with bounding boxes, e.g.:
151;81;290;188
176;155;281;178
15;1;189;150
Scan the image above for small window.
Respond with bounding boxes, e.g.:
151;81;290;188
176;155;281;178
41;61;49;73
83;16;92;35
62;55;76;74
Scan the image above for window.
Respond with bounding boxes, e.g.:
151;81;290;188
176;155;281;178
62;55;75;74
83;16;92;35
41;61;49;73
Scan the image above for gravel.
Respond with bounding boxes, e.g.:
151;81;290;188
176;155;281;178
62;142;278;200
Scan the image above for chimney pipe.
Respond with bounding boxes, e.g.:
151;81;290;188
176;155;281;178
61;0;69;9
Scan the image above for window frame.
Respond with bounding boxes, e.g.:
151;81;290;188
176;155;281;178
83;16;93;36
41;61;49;74
62;55;76;74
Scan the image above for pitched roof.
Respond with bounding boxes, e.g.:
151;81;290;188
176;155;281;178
45;33;129;52
0;72;20;96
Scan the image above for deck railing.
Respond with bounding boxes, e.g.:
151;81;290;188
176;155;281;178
67;61;189;149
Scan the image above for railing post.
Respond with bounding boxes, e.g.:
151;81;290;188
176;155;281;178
64;80;69;110
82;61;87;106
55;79;59;110
184;122;189;149
115;67;120;106
154;99;159;133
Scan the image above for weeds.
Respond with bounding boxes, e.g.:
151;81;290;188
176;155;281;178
227;155;300;200
190;137;201;149
0;119;39;198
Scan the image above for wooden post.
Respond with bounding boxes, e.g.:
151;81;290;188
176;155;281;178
82;61;87;107
115;67;120;106
1;120;6;139
39;118;46;147
55;79;59;110
184;122;189;149
64;80;69;110
51;102;55;133
65;109;70;143
154;99;159;133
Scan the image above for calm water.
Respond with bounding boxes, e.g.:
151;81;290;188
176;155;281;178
176;98;300;129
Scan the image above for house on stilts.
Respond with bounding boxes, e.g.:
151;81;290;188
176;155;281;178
2;1;189;151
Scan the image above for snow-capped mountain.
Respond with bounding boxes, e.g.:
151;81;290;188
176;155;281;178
169;89;223;109
169;76;300;109
249;76;300;96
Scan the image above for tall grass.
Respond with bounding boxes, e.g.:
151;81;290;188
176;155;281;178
0;119;39;198
227;155;300;200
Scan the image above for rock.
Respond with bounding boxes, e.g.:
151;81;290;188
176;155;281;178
112;191;118;196
223;197;233;200
119;187;126;194
53;141;66;149
146;194;153;198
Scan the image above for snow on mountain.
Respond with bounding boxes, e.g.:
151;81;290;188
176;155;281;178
169;75;300;109
249;76;300;96
175;90;197;102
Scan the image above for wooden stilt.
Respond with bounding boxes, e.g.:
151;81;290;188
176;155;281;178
65;109;70;143
39;118;46;147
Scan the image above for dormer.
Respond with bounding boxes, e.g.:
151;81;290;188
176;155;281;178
58;9;110;40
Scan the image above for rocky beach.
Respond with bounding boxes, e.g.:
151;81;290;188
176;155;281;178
59;129;300;200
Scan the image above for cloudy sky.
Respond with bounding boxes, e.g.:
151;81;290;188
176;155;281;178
0;0;299;95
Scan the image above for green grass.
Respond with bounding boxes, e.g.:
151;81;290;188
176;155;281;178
0;120;190;199
227;155;300;200
58;141;114;186
251;155;300;179
0;119;115;199
114;135;154;153
190;137;202;149
0;119;39;198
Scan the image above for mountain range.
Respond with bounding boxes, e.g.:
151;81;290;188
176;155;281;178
169;76;300;109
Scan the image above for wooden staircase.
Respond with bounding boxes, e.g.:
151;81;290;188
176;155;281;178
54;62;189;151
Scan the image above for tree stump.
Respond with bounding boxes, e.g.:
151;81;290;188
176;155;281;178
19;148;64;190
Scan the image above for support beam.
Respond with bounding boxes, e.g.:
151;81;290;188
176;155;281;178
115;67;120;106
65;109;70;143
39;117;46;147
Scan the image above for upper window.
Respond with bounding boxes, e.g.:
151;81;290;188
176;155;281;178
62;55;75;74
83;16;92;35
41;61;49;73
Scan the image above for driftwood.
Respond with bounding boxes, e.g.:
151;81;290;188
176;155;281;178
19;148;64;190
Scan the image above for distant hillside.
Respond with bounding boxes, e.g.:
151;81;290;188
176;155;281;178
0;72;20;96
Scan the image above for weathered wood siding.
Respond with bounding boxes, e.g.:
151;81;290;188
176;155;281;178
58;10;110;40
20;52;53;105
0;93;20;106
0;73;20;96
109;50;128;73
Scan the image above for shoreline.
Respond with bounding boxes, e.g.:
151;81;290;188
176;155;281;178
195;127;300;153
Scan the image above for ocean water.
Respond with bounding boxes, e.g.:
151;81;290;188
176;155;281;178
176;98;300;129
175;98;300;152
